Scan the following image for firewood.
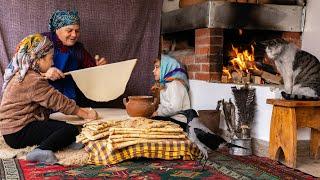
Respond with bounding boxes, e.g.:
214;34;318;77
241;74;251;84
255;62;277;75
221;75;229;83
252;76;262;84
249;69;263;76
260;70;282;84
231;71;242;83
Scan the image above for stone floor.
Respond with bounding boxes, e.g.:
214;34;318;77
220;131;320;177
296;156;320;177
247;137;320;177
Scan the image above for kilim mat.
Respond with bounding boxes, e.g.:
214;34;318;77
0;151;318;179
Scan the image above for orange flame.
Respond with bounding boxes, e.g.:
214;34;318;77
239;29;243;36
229;44;258;73
222;67;232;79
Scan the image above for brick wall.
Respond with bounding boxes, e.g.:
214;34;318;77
162;28;301;82
282;32;302;48
194;28;224;81
163;27;224;82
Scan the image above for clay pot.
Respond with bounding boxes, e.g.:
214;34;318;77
123;96;157;118
247;0;257;3
179;0;206;8
258;0;299;4
198;110;221;133
257;0;273;4
237;0;248;3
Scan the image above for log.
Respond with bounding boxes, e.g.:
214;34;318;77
231;71;242;83
221;75;229;83
252;75;262;84
255;62;277;75
241;74;251;83
260;70;282;84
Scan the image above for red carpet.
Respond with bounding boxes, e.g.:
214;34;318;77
0;150;318;179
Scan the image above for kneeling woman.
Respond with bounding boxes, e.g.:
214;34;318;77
0;34;98;164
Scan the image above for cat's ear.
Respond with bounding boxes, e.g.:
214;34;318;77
259;40;270;47
260;38;288;47
260;39;276;46
274;38;288;45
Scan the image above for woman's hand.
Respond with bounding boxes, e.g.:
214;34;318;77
95;55;108;66
151;111;158;117
42;67;65;81
76;107;98;120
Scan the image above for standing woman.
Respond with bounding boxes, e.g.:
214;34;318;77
42;10;107;101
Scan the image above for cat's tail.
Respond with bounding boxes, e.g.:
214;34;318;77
281;91;319;101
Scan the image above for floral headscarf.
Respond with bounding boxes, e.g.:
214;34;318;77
160;54;189;91
2;33;53;91
49;10;80;31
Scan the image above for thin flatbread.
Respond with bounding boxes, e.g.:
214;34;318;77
67;59;137;102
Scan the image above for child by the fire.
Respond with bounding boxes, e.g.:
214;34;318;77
151;54;193;130
0;33;98;164
151;55;232;159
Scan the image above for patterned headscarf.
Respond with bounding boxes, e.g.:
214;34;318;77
2;33;53;91
160;54;189;91
49;10;80;31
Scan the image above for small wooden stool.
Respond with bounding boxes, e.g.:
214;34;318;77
267;99;320;168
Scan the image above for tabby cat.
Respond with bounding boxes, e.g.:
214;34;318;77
263;38;320;100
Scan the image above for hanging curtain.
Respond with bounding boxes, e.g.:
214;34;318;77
0;0;163;106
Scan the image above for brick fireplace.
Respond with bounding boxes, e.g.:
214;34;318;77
162;28;302;83
161;1;305;83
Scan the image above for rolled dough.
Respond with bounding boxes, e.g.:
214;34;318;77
67;59;137;102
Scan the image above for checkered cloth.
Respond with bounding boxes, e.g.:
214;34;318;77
85;139;201;165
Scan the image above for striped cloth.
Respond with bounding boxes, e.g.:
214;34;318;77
85;139;201;165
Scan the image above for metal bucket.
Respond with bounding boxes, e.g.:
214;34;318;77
229;138;252;156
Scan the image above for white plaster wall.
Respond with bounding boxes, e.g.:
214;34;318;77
301;0;320;59
189;80;311;141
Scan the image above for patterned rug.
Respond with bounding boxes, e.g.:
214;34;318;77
0;150;318;180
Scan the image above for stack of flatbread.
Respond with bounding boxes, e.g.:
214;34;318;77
77;117;187;151
78;117;201;165
76;119;124;144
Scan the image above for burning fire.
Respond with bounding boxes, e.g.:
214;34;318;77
223;44;259;80
223;67;232;79
230;44;257;72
